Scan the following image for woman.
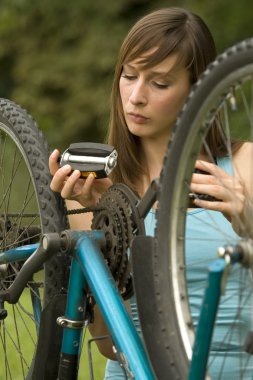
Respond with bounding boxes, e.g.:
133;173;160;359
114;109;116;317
50;7;253;379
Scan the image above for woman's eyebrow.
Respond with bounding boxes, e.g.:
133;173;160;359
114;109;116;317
149;64;183;77
123;63;179;77
150;69;175;77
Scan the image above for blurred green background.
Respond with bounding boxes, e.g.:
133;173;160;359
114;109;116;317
0;0;252;152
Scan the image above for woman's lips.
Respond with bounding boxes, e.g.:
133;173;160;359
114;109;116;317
128;112;149;124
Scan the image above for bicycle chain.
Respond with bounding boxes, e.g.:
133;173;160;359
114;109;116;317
66;206;105;215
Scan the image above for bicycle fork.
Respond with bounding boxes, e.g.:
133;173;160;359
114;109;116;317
188;240;253;380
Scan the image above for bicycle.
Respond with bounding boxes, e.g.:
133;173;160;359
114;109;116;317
0;37;253;380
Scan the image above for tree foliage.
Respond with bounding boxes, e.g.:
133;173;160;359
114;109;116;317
0;0;252;150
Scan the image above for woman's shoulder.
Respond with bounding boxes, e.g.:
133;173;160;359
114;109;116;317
232;141;253;186
216;142;252;178
233;141;253;165
238;141;253;153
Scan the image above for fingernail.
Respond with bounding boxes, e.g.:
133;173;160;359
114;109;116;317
62;164;71;172
72;170;80;176
51;149;58;157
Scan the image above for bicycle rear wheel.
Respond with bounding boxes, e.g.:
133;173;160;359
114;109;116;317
0;99;68;379
139;39;253;379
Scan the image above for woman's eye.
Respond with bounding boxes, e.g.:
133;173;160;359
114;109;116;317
153;82;169;89
121;73;136;81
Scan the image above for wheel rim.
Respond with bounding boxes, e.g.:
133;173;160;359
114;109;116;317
165;63;253;378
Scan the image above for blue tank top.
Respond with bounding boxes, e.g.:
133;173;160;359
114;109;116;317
104;157;253;379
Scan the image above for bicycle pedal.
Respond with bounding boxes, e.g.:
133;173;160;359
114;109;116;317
58;142;118;179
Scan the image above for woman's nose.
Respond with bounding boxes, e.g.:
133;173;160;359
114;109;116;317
129;80;147;105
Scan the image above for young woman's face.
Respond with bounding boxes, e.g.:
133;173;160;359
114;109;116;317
119;53;191;142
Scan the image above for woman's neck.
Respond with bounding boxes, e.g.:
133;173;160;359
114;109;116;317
138;136;169;196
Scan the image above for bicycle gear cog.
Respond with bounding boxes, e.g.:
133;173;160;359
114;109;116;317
91;184;145;299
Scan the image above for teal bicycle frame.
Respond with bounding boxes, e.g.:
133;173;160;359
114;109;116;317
188;258;227;380
0;230;155;380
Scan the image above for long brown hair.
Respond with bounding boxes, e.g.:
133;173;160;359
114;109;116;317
107;7;217;192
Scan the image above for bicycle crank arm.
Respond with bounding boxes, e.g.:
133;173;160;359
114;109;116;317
136;178;160;219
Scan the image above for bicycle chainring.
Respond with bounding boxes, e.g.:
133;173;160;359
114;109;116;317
91;184;145;299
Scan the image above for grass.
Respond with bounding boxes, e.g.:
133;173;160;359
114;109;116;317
1;289;38;380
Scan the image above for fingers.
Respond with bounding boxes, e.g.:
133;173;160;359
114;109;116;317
85;172;96;188
60;170;82;199
49;149;112;207
191;177;244;205
50;164;72;192
50;166;96;205
49;149;60;175
191;159;246;212
192;160;235;197
72;173;96;203
192;173;217;185
195;160;216;172
194;160;229;178
191;182;224;199
193;195;244;217
193;197;228;212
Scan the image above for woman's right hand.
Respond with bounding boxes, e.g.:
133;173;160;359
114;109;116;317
49;149;113;207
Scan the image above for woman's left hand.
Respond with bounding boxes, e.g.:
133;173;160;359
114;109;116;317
190;160;253;236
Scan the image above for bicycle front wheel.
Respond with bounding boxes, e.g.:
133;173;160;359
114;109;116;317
0;99;68;379
142;39;253;379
